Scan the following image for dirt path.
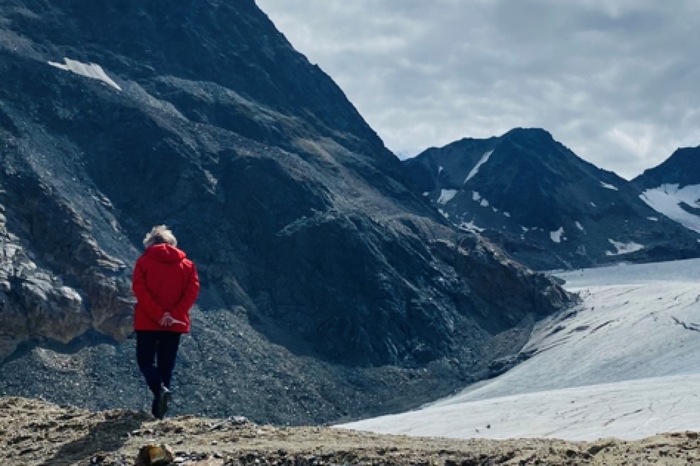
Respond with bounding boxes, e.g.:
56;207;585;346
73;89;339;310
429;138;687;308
2;397;699;465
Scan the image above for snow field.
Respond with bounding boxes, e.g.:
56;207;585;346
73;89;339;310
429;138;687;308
339;258;700;441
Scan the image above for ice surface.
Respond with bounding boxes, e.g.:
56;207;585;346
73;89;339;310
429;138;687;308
339;258;700;441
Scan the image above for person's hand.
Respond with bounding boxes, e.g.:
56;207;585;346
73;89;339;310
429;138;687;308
159;312;175;327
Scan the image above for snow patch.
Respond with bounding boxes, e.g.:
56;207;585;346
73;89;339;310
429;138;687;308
550;227;565;243
647;216;658;221
48;57;122;91
58;286;82;302
464;150;494;183
575;221;584;231
459;221;484;233
600;181;618;191
472;191;489;207
640;183;700;233
437;189;458;205
606;239;644;256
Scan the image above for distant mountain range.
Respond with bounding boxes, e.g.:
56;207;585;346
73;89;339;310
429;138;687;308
403;128;700;270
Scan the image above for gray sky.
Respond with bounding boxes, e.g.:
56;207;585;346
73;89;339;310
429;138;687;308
255;0;700;180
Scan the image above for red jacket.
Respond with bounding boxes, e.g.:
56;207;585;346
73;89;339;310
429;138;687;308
132;244;200;333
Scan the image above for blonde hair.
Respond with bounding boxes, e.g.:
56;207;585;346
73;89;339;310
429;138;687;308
143;225;178;248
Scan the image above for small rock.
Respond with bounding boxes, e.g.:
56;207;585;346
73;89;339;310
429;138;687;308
228;416;249;425
135;444;175;466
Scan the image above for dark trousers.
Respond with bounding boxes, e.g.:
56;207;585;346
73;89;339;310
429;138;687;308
136;331;182;395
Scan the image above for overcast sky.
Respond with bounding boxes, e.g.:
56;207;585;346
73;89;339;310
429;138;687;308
255;0;700;180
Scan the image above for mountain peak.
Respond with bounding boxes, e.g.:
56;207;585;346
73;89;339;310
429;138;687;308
633;145;700;189
503;127;553;139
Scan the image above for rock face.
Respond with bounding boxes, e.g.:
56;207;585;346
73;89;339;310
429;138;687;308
0;191;132;359
0;1;571;423
403;128;700;270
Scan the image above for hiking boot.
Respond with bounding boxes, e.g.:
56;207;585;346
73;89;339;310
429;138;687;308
155;386;171;419
151;394;160;418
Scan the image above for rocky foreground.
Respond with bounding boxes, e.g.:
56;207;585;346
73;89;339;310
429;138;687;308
2;397;700;465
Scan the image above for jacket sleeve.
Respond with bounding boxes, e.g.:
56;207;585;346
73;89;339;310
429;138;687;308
172;262;200;318
132;258;166;322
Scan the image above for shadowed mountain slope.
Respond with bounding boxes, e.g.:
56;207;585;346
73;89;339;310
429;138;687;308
0;1;570;424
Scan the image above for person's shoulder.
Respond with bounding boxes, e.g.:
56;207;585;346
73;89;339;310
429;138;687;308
135;253;150;266
181;256;196;268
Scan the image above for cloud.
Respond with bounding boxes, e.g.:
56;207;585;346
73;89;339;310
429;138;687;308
256;0;700;179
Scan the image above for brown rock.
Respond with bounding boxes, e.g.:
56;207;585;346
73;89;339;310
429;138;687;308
136;444;175;466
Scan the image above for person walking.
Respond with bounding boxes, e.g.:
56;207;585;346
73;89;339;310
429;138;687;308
132;225;200;419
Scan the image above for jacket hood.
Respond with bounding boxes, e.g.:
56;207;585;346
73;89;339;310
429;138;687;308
144;244;186;263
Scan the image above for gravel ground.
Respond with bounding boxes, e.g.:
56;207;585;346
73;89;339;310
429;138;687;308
2;396;700;465
0;311;481;427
